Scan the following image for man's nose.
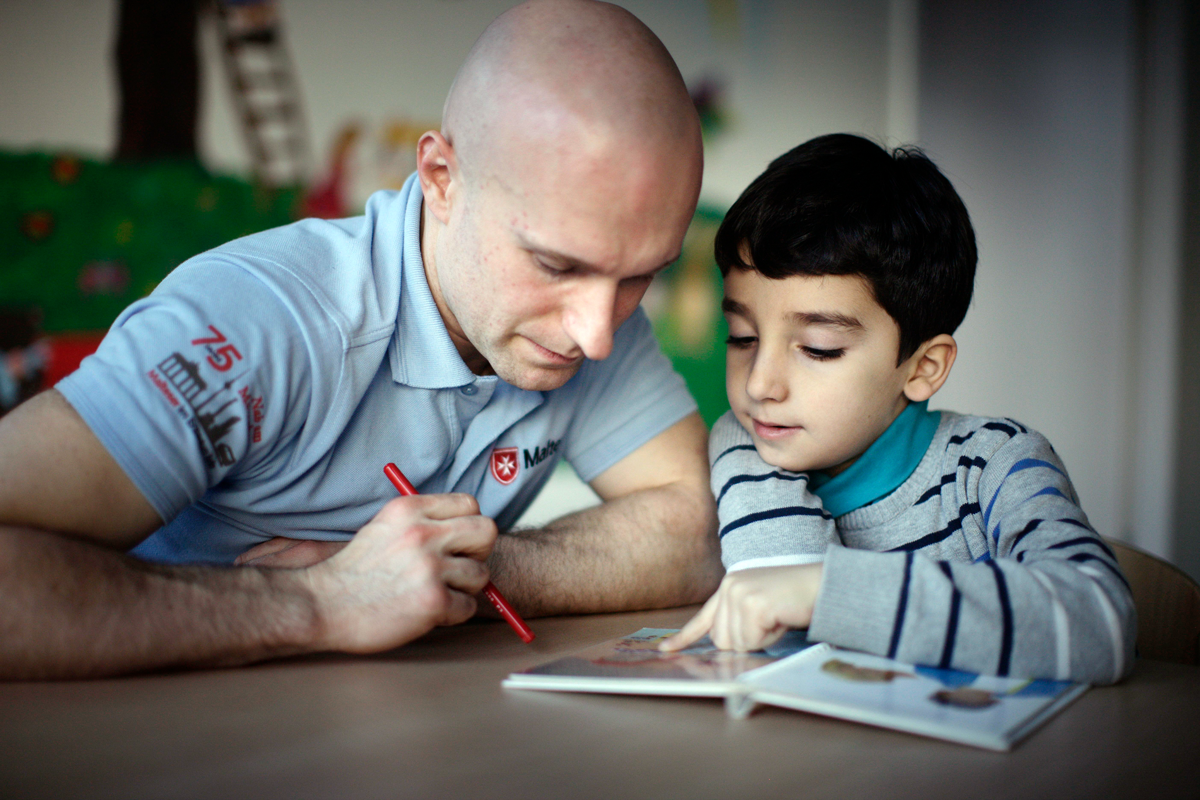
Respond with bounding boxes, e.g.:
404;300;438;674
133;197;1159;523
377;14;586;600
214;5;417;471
562;281;619;361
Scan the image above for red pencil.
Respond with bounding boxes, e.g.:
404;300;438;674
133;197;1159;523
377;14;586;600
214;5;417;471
383;462;535;643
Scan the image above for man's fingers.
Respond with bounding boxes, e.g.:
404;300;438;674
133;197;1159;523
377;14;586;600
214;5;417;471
437;515;498;561
367;494;496;561
244;540;347;568
659;594;719;651
234;536;299;565
437;589;479;628
441;553;492;597
375;493;481;523
355;497;497;566
419;492;482;520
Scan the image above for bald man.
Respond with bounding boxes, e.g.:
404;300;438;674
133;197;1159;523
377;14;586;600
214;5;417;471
0;0;720;678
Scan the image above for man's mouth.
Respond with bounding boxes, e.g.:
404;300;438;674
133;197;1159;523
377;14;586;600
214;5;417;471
528;338;581;366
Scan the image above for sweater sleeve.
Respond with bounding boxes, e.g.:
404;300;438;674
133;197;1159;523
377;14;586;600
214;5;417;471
808;427;1136;685
708;411;840;571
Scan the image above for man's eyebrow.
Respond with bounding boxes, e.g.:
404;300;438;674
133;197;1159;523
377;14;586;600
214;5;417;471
525;238;680;277
528;245;600;271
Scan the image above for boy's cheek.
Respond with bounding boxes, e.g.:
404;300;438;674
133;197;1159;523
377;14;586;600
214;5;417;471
725;370;750;411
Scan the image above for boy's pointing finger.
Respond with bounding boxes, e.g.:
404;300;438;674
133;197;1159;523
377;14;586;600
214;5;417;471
659;593;720;652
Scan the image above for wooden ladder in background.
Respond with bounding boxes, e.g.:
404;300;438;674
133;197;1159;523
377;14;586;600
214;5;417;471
212;0;311;187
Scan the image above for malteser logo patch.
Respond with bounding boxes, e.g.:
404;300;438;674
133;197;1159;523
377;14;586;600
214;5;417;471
523;438;561;469
490;447;519;485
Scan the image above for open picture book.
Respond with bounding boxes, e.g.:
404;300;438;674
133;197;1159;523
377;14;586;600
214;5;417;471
502;628;1088;752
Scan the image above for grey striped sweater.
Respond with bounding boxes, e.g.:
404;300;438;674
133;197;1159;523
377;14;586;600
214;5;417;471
709;410;1136;685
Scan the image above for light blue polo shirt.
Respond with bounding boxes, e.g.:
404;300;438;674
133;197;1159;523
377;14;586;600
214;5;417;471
59;174;697;564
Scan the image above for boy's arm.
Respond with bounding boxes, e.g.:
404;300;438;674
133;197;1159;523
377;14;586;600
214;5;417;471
709;411;840;570
808;426;1135;685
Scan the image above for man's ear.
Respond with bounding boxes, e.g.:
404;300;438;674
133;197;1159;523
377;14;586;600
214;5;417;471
416;130;457;225
902;334;957;403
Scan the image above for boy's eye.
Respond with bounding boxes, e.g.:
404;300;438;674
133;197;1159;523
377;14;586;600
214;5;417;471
725;335;757;349
802;346;844;361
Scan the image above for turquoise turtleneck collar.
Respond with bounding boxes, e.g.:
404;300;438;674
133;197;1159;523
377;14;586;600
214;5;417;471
807;400;941;518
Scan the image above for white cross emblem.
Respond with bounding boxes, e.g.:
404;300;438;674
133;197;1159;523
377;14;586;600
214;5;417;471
490;447;520;485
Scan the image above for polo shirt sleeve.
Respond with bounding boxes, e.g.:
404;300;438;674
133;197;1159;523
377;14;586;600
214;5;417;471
56;255;327;525
562;307;698;483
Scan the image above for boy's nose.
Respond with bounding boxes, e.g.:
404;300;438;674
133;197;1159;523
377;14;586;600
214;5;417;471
745;352;788;403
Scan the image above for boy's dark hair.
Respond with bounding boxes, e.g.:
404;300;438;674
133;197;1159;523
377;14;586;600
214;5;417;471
714;133;977;364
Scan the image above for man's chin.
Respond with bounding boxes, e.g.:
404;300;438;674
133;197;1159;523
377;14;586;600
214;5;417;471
498;360;583;392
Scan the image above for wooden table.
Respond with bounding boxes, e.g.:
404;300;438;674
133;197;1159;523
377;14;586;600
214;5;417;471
1;606;1198;799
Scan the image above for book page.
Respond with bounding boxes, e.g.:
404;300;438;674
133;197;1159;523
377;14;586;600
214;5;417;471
741;647;1083;749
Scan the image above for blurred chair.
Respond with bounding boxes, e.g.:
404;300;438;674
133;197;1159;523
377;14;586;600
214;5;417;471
1107;538;1200;665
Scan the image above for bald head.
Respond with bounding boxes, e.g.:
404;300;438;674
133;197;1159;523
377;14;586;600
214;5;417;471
416;1;703;390
442;0;700;185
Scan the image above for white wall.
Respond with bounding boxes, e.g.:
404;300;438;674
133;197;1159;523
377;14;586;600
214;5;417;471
916;0;1179;555
0;1;117;158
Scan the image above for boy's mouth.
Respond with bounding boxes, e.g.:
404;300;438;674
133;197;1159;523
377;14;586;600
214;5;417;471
752;419;801;440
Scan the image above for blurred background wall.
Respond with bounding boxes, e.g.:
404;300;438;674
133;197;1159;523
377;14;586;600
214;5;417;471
0;0;1194;578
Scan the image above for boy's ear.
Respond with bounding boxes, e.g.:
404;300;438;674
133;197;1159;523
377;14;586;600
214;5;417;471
416;130;458;225
902;334;957;403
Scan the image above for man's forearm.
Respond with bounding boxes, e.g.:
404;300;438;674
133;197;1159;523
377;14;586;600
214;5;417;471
488;480;722;617
0;525;321;680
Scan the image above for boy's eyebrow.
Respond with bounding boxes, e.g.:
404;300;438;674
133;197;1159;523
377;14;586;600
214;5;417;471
722;298;865;331
787;311;865;331
722;297;749;317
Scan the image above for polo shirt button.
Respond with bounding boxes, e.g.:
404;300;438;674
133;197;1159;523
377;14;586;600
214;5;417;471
461;385;478;396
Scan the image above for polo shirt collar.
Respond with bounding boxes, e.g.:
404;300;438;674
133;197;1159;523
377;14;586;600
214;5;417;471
389;175;490;390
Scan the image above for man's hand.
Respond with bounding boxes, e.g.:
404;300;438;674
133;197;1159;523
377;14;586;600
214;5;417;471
659;563;824;653
303;493;497;653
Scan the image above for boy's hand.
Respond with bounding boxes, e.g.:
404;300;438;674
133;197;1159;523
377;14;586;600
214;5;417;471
659;563;824;652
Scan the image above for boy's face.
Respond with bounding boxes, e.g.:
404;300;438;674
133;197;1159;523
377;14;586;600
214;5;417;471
723;268;915;475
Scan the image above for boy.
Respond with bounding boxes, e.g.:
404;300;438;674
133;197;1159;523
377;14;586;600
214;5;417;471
661;134;1135;685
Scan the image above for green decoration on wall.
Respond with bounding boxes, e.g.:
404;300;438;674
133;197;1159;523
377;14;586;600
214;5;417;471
0;151;298;333
645;204;729;428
